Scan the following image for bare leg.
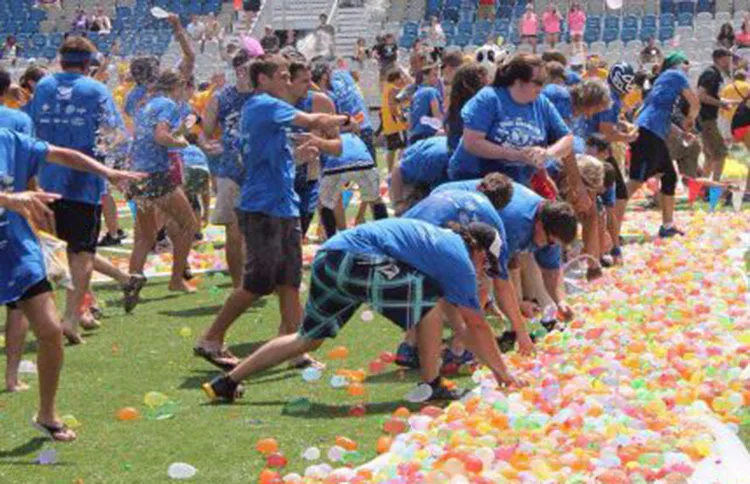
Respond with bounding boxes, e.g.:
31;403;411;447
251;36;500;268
385;150;396;173
198;287;258;348
101;192;120;237
62;251;94;343
129;202;159;275
18;292;75;441
5;308;29;392
661;194;675;226
228;334;323;382
277;285;321;367
157;189;199;292
224;222;244;289
93;254;130;285
416;306;443;384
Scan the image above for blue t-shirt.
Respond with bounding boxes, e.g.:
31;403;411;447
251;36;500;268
408;85;443;141
541;84;573;123
565;70;582;86
399;136;450;187
586;89;622;135
322;218;481;310
182;144;209;171
28;72;123;205
599;185;616;208
449;86;570;186
0;105;34;135
636;69;689;140
238;92;299;217
322;132;374;175
403;189;509;279
498;183;562;269
215;85;252;184
0;129;49;305
124;85;148;118
438;180;561;268
131;95;181;173
331;70;372;131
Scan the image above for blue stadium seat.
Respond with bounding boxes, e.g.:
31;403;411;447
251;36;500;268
476;20;492;34
584;28;601;43
677;12;693;26
512;5;525;17
676;1;695;14
455;32;471;47
660;0;675;14
604;16;620;30
33;35;47;48
659;26;675;41
403;21;419;36
696;0;711;13
640;26;657;41
603;28;619;43
642;15;657;29
659;13;675;27
495;18;510;31
457;21;473;35
621;28;637;42
441;21;456;36
458;8;475;23
443;7;459;23
399;34;415;49
586;15;602;29
623;15;639;30
472;31;488;45
42;46;57;60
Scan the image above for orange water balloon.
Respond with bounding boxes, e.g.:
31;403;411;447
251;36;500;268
255;438;279;456
116;407;140;421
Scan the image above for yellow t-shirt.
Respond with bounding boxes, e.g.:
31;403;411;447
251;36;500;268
380;83;408;135
720;80;750;121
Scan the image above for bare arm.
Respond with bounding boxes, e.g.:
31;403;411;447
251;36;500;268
442;301;522;386
682;88;700;125
46;145;144;186
463;128;528;163
541;267;564;306
154;122;189;148
492;278;534;355
168;14;196;79
544;133;574;160
292;111;349;132
599;121;637;144
310;92;343;156
202;93;220;138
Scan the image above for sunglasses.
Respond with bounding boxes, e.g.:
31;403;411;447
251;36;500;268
529;78;546;87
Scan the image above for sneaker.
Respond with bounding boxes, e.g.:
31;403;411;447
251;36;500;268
183;267;194;281
600;255;614;268
658;225;684;238
202;375;244;403
541;319;564;333
442;348;475;367
98;233;122;247
428;378;468;401
122;274;147;314
394;342;420;369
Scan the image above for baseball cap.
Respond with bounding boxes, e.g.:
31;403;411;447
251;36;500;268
663;51;689;70
466;222;503;278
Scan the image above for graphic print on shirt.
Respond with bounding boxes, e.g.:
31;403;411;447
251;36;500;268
492;117;545;148
0;174;13;248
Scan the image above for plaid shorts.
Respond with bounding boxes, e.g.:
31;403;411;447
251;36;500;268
300;250;442;339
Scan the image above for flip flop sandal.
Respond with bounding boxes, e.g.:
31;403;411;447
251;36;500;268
32;418;77;442
122;274;147;314
80;318;101;331
288;356;325;370
89;305;104;320
62;328;85;346
193;346;238;371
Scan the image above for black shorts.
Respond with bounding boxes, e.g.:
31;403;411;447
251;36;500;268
359;129;377;162
300;251;441;339
605;156;628;200
7;279;53;309
409;132;433;145
51;199;102;254
385;132;407;151
237;210;302;295
129;171;177;200
628;128;673;183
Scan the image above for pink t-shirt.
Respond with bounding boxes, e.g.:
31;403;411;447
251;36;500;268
543;11;561;34
568;10;586;35
521;13;538;36
737;31;750;46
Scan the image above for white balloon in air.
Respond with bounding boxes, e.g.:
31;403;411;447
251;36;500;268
605;0;623;9
151;7;170;19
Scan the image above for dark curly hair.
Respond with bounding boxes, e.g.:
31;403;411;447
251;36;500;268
446;63;487;136
478;173;514;210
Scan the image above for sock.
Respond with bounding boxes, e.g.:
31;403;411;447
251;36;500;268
428;376;443;389
662;222;673;229
372;202;389;220
320;207;338;238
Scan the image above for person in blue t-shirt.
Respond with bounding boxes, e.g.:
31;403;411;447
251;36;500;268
390;136;451;215
398;173;538;360
0;68;33;135
438;179;578;323
26;37;127;344
541;62;574;124
202;219;523;404
628;52;699;238
586;134;623;266
201;49;254;289
408;64;444;144
126;70;200;310
0;128;142;442
195;56;349;372
444;63;489;154
182;136;211;233
287;61;343;239
448;53;573;186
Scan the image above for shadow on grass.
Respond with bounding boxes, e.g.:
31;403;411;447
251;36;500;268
233;400;425;419
179;365;294;390
160;304;225;318
364;369;416;384
0;438;46;459
106;293;182;309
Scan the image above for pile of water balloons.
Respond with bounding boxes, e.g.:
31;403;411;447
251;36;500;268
255;209;749;482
